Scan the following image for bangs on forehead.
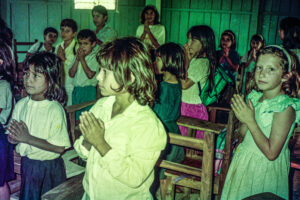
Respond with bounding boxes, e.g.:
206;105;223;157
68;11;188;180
23;63;46;74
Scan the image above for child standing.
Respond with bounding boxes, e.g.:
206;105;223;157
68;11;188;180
27;27;58;57
180;25;217;138
221;45;300;199
92;5;117;45
0;42;15;200
74;37;167;200
56;18;78;106
136;5;165;49
69;29;100;120
217;30;240;79
217;30;240;104
240;34;265;94
152;42;185;195
7;52;71;200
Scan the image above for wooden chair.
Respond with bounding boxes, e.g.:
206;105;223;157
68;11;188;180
161;110;239;200
13;39;37;65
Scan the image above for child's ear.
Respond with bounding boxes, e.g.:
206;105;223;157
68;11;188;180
72;31;77;38
0;59;3;65
104;16;108;22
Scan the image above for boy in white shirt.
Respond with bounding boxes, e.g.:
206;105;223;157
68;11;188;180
69;29;100;120
56;19;78;106
27;27;58;57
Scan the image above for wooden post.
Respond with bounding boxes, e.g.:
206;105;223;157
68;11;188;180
200;131;215;200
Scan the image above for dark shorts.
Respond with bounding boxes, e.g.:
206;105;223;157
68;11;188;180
20;156;66;200
0;125;15;186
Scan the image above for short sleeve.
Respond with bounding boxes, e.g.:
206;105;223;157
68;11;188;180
136;25;144;38
46;104;71;149
188;58;210;88
156;25;166;45
27;42;39;53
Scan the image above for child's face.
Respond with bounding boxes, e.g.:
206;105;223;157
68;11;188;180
60;26;76;42
278;29;285;40
24;64;48;101
251;40;262;50
144;9;155;25
78;38;96;55
187;33;202;58
220;35;233;49
92;11;107;27
97;68;120;96
255;54;284;93
155;56;163;74
44;32;58;45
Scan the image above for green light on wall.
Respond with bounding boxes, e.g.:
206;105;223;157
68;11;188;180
74;0;116;10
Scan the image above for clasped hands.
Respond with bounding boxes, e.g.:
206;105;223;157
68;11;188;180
7;120;31;144
79;111;105;147
231;94;255;125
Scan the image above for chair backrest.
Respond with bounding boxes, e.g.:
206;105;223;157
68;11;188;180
13;39;37;64
159;116;224;199
65;99;98;144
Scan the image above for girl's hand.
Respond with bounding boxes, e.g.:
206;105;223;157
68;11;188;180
144;21;150;33
183;44;192;62
223;48;230;57
231;94;255;125
79;112;105;147
7;120;31;143
7;134;19;144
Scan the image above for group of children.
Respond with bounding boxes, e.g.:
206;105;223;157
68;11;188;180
0;4;300;200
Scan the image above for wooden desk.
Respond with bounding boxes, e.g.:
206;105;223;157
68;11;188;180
42;173;84;200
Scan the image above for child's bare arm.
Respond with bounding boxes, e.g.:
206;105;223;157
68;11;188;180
232;94;295;160
80;58;96;79
69;59;79;77
8;120;66;154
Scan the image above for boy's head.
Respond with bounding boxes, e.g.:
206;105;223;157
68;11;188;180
92;5;108;28
60;19;78;42
77;29;97;55
43;27;58;45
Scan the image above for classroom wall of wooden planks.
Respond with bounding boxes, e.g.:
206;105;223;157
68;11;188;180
1;0;299;61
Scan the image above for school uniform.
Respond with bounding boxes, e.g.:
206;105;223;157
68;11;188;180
55;39;78;106
96;24;117;44
71;46;100;120
12;96;71;200
28;42;55;53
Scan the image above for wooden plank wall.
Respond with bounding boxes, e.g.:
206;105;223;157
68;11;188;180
5;0;300;61
7;0;145;61
258;0;300;46
161;0;260;56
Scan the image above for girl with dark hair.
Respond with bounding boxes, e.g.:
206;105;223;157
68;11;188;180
153;42;186;196
7;52;71;200
0;42;15;200
221;45;300;199
136;5;165;49
217;30;240;80
241;34;265;93
180;25;217;138
279;17;300;61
